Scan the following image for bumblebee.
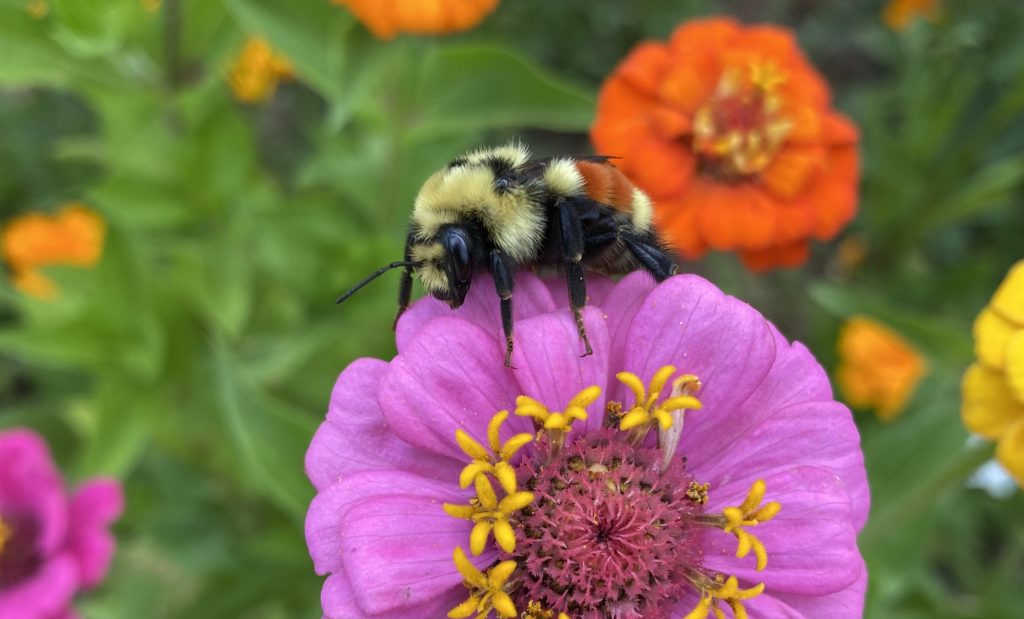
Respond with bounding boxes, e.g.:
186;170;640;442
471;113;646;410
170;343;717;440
338;142;678;366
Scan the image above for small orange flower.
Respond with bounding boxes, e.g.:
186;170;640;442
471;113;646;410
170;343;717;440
332;0;499;39
836;316;928;421
26;0;48;19
592;17;860;271
227;38;294;104
2;203;106;299
883;0;941;32
962;261;1024;487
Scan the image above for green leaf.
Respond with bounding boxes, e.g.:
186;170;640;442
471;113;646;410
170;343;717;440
223;0;354;100
925;154;1024;230
409;44;595;137
211;335;316;521
808;282;974;364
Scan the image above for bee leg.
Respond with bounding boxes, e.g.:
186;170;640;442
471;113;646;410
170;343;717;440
490;248;516;368
556;199;593;358
623;235;677;282
393;267;413;330
393;230;416;330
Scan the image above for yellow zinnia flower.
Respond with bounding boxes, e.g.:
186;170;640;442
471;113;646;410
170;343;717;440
227;38;293;104
1;203;106;300
962;261;1024;486
836;316;928;421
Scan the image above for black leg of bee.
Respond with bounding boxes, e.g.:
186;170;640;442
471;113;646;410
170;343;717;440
490;248;516;367
393;267;413;330
623;235;677;282
556;199;593;358
393;232;416;330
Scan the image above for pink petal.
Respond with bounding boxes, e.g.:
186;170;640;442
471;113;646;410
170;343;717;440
747;558;867;618
700;466;862;596
0;553;78;619
0;429;68;555
598;272;660;387
306;358;461;491
396;272;557;354
511;306;610;434
542;272;621;309
306;470;469;576
322;567;463;619
340;494;495;614
683;326;869;530
380;317;531;460
65;479;123;588
618;275;777;425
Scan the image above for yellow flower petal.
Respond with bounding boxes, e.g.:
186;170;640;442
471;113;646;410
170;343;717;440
1005;331;1024;404
996;418;1024;488
991;260;1024;326
961;363;1024;439
973;307;1018;370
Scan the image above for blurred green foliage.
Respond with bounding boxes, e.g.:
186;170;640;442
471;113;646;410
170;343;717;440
0;1;1022;618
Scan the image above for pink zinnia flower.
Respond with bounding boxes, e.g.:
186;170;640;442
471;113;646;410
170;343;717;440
0;429;123;619
305;272;869;618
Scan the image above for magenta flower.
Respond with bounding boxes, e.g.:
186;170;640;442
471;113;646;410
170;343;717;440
305;272;869;618
0;429;123;619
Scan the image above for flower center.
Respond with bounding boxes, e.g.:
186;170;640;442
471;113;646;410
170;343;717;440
510;430;705;618
442;367;781;619
692;61;793;178
0;513;42;589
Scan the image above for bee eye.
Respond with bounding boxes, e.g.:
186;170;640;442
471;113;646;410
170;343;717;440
494;177;512;192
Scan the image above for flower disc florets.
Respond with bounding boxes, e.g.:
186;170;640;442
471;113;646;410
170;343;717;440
511;430;704;617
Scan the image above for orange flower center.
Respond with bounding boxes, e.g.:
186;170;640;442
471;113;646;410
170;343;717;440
692;61;793;178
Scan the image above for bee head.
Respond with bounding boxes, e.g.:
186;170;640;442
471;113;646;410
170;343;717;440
410;224;483;310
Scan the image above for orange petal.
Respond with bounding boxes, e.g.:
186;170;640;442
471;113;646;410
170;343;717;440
669;18;741;55
820;112;860;146
740;241;809;271
805;144;860;240
617;42;674;95
760;147;825;200
592;76;662;157
658;63;717;117
696;182;746;250
621;136;696;201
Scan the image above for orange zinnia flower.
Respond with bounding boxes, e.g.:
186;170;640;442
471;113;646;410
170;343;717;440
883;0;941;32
1;204;106;299
227;38;294;104
592;17;860;271
836;316;928;422
332;0;499;39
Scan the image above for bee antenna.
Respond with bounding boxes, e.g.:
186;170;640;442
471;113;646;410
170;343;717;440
335;261;422;305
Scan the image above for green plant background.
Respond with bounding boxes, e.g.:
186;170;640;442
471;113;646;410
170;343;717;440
1;0;1023;617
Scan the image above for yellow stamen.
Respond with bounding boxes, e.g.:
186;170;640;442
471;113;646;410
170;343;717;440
444;475;533;555
616;367;702;445
683;575;765;619
448;547;518;619
519;601;571;619
456;411;534;493
0;516;10;555
515;386;600;461
720;480;781;571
